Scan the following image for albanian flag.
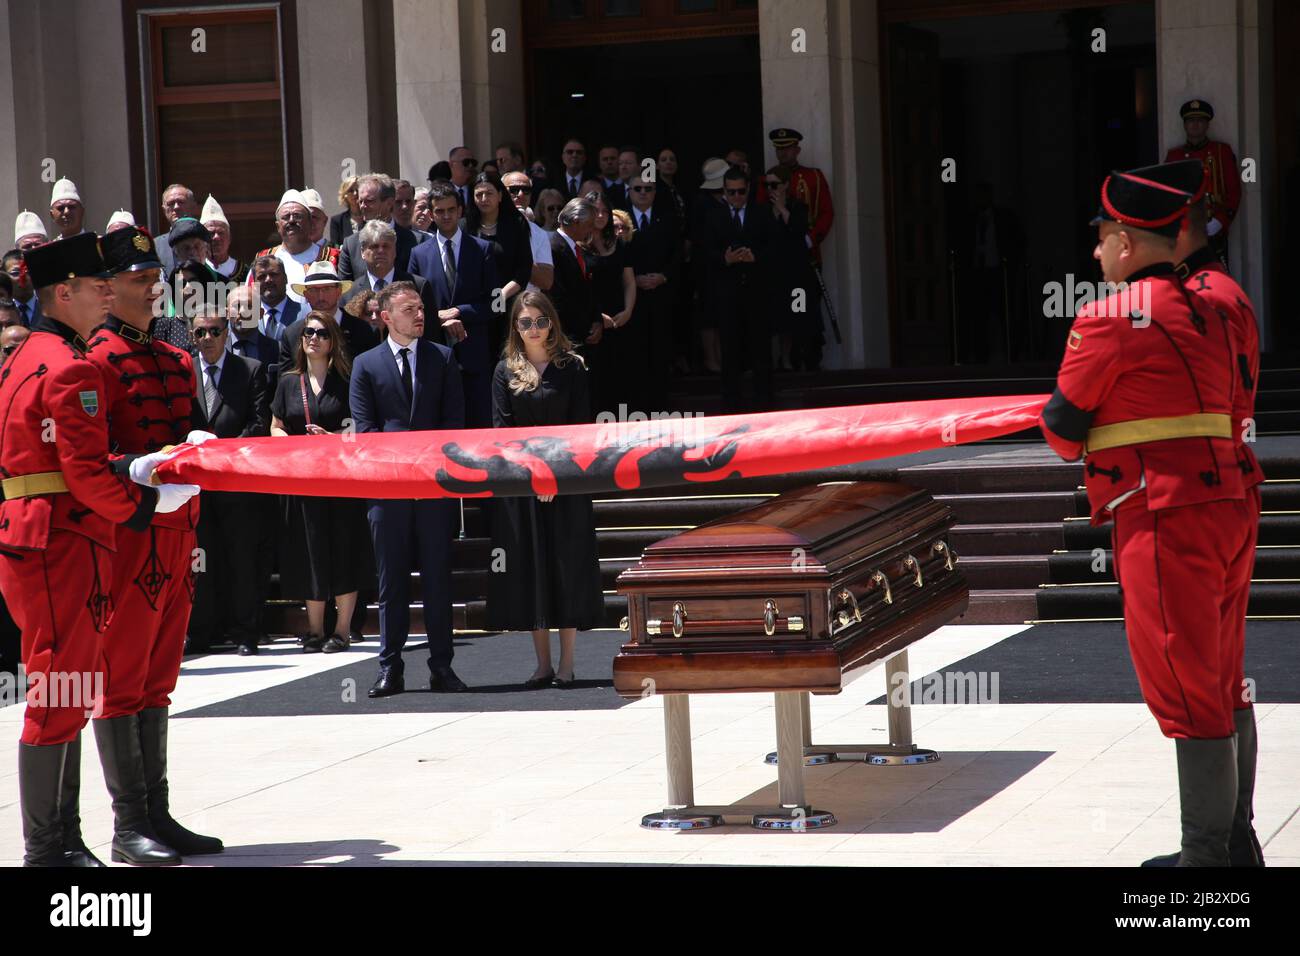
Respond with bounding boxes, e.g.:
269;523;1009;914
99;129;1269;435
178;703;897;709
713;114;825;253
154;395;1050;499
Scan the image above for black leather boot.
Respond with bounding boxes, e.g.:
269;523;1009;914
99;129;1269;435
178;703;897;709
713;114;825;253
1229;707;1264;866
19;741;71;866
92;715;181;866
59;732;104;867
138;706;223;855
1143;736;1237;867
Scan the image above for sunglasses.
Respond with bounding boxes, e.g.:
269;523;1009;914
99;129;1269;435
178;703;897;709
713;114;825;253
724;187;748;196
631;185;654;193
457;157;478;167
515;315;551;331
302;327;330;340
563;148;584;155
191;327;226;339
506;184;530;194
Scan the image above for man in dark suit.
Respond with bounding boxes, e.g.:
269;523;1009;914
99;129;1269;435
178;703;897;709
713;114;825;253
626;179;681;413
187;309;272;656
340;220;438;320
226;285;281;393
252;255;303;341
407;182;500;428
279;261;379;376
349;282;466;697
337;174;428;279
559;138;591;200
700;165;774;412
547;197;602;350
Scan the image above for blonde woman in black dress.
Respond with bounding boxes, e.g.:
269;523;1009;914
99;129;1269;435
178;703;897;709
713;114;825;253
487;291;604;688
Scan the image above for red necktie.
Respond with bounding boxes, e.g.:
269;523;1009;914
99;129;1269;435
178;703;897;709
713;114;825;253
574;245;587;278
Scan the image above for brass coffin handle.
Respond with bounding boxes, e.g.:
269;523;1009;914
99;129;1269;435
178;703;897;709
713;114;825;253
932;540;956;571
763;600;779;637
835;588;862;630
618;616;630;632
904;554;924;588
671;601;687;638
870;570;893;605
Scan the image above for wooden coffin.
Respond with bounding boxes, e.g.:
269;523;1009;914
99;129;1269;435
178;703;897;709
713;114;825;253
613;481;967;697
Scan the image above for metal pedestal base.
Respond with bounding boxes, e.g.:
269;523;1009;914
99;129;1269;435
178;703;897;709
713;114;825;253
764;649;940;769
642;691;838;831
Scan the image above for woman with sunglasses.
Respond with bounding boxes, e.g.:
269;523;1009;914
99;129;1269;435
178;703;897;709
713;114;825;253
486;292;603;688
465;171;534;358
270;311;375;653
580;191;636;414
535;189;565;232
762;164;814;372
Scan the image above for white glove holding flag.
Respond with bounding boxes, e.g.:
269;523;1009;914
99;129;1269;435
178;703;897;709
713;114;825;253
185;430;218;445
126;448;201;513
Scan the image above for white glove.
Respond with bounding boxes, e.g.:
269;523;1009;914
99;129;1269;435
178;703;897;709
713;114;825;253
154;483;201;514
1206;218;1223;237
185;429;218;445
128;449;179;486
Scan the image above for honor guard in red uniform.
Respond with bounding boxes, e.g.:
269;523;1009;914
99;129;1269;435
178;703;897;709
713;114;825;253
0;233;198;866
1145;158;1265;865
1039;164;1253;866
1164;100;1241;266
85;226;223;864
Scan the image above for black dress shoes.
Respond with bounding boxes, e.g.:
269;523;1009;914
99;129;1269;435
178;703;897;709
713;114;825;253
237;643;258;656
368;668;405;698
429;666;468;693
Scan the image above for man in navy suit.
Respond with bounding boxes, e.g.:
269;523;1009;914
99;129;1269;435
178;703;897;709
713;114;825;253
349;281;467;697
225;285;282;395
407;182;500;428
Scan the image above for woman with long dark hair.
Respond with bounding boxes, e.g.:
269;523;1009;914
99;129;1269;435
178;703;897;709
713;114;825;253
465;170;533;359
486;292;603;688
270;310;375;653
580;191;636;415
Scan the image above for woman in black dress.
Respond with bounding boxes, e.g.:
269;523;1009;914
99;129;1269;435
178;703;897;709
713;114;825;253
487;291;604;689
762;164;815;372
465;170;534;360
581;191;636;416
271;310;375;653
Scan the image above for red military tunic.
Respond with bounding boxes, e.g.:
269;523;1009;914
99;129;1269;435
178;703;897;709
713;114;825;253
1164;140;1241;237
0;316;157;745
85;316;198;719
1175;245;1264;716
1039;262;1249;739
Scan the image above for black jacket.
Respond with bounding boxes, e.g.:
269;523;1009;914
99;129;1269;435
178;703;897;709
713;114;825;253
190;353;271;438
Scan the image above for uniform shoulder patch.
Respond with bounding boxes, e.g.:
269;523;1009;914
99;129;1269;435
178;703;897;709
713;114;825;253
1068;329;1084;351
79;389;99;417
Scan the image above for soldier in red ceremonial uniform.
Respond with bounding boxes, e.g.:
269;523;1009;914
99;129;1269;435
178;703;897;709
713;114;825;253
1144;158;1265;866
1039;164;1253;866
0;233;199;866
85;226;223;865
1164;100;1241;267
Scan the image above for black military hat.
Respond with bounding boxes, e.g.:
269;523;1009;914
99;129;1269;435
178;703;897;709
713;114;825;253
768;128;803;148
1134;158;1208;204
1089;163;1195;239
1180;99;1213;121
22;232;111;289
167;216;211;247
101;225;163;274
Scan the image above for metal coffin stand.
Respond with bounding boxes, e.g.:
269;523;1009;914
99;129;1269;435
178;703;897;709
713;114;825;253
615;481;968;831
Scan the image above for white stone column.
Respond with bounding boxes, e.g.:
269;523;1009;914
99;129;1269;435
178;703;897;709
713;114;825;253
297;0;372;198
392;0;466;185
1156;0;1268;346
759;0;886;370
0;0;21;240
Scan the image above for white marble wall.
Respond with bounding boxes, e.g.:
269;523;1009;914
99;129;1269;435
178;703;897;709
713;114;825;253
297;0;372;200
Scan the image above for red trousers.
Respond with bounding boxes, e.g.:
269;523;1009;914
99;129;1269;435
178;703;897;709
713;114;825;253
99;526;196;719
1111;494;1254;739
0;531;113;745
1225;485;1261;711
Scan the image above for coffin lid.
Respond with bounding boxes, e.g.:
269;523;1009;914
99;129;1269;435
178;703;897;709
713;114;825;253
643;481;934;557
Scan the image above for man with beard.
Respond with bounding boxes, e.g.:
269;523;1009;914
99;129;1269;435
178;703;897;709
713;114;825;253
249;189;341;304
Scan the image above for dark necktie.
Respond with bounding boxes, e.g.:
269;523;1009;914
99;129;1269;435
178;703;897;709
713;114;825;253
373;277;385;291
202;365;218;416
398;347;413;406
732;207;742;231
639;212;648;231
442;238;457;295
266;307;278;331
569;177;579;196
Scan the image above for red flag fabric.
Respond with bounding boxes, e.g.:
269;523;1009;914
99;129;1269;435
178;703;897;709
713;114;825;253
154;395;1050;499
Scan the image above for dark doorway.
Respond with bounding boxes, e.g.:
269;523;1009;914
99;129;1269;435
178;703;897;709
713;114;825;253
884;3;1156;368
527;35;762;193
